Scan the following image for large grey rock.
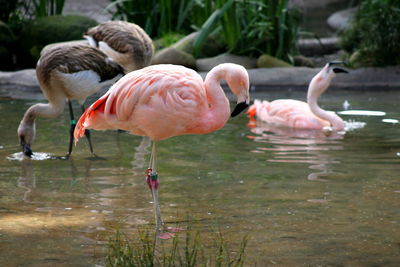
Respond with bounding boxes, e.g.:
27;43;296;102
152;47;196;68
196;53;257;72
2;66;400;100
327;7;356;31
257;55;292;68
63;0;112;23
172;32;198;54
297;37;340;56
243;66;400;91
289;0;345;8
173;32;224;58
0;69;42;99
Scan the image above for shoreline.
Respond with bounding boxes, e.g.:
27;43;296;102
1;66;399;100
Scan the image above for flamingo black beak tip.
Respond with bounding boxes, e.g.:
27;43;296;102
231;102;249;117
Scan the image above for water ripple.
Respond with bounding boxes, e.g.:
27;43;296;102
7;152;53;161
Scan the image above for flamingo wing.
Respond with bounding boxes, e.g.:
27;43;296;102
74;65;207;142
251;99;329;129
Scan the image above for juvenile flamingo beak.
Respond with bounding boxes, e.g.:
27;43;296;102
231;102;249;117
333;67;348;74
22;143;33;158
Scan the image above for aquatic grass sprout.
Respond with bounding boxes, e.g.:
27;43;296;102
106;226;248;266
340;0;400;67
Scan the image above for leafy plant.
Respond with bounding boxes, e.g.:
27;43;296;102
33;0;66;17
340;0;400;67
194;0;299;61
106;0;299;62
107;0;202;38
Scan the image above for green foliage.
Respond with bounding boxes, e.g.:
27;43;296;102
108;0;299;63
17;15;97;66
106;226;248;266
107;0;201;38
33;0;66;17
340;0;400;67
0;0;20;22
154;32;186;50
195;0;299;61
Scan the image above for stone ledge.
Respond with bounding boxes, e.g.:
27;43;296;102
1;66;399;100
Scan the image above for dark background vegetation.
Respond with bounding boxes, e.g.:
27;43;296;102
0;0;398;71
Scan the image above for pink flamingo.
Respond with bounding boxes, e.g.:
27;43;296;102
247;62;348;131
74;63;250;237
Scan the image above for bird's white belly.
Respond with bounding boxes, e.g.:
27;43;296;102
58;70;102;104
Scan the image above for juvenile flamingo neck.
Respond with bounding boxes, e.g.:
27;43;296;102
21;100;66;127
202;65;231;133
307;90;344;130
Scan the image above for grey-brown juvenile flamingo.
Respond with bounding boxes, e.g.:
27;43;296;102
84;21;154;73
17;44;124;158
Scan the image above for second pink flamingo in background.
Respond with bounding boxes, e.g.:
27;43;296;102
74;63;250;238
247;62;348;132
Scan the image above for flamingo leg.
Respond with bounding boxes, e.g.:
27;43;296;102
146;141;164;235
80;104;95;156
67;100;76;157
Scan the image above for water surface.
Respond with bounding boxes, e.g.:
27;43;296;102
0;89;399;266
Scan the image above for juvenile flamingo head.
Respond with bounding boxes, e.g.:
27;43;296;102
224;64;250;117
17;119;35;158
308;61;348;98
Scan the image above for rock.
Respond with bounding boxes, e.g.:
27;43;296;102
297;37;340;56
293;55;315;68
257;54;292;68
173;32;224;58
327;7;357;31
0;69;42;99
196;53;257;72
289;0;345;8
151;47;196;68
63;0;112;23
238;66;400;91
172;32;198;54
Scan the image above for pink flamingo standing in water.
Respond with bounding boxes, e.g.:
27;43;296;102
74;63;250;237
247;62;348;132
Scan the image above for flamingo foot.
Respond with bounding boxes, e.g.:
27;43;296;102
166;226;185;233
158;232;175;240
157;227;185;240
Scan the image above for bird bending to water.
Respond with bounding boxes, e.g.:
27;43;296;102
84;21;154;73
74;63;250;237
18;44;124;158
247;62;348;131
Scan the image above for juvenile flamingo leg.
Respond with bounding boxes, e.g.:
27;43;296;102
67;100;76;156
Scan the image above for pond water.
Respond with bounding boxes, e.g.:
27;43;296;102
0;88;399;266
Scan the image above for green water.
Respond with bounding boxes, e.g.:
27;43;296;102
0;90;399;266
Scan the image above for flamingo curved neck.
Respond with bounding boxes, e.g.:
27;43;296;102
22;101;66;125
201;65;231;133
307;92;344;130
